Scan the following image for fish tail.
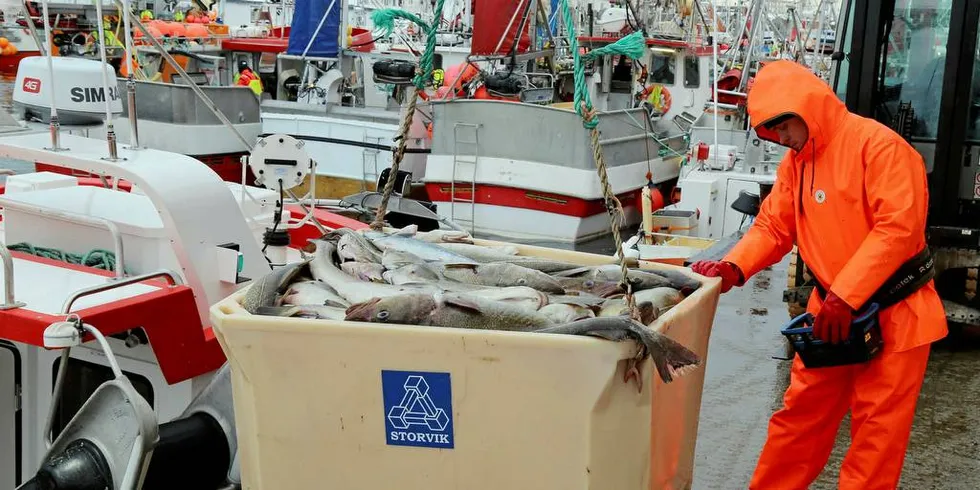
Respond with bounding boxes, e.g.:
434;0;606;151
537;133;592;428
648;332;701;384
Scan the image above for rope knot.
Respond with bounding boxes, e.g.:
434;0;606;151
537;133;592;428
578;101;600;129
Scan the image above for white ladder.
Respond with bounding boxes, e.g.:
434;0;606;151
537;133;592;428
451;122;480;233
362;134;383;191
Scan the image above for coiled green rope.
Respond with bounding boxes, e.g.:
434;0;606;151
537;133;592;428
9;242;124;273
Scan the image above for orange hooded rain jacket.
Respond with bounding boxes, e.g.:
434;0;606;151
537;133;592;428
723;60;947;353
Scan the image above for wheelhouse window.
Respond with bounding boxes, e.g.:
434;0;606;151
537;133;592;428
649;51;676;85
684;55;700;88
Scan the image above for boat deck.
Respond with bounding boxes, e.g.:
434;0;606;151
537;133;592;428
0;254;160;315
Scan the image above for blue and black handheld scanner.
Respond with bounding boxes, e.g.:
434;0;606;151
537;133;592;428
780;303;884;368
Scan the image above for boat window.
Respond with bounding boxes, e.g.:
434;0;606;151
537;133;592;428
649;52;676;85
50;356;154;440
0;341;20;487
876;0;952;140
684;55;700;88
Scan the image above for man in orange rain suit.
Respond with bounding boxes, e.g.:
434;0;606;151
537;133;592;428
691;59;948;489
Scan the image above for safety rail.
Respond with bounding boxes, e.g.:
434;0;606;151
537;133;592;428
1;202;127;279
61;269;184;315
0;241;25;310
43;268;183;449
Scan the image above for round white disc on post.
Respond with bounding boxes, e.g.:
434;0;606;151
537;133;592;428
248;134;314;190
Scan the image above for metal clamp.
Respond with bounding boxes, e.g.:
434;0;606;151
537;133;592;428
0;241;25;310
61;269;183;315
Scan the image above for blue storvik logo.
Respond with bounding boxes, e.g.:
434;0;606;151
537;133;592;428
381;370;454;449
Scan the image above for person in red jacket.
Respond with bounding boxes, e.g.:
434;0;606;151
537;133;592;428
691;60;947;489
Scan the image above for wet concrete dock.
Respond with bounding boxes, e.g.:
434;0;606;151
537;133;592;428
694;255;980;489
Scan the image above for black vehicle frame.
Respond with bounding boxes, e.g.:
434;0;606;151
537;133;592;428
783;0;980;326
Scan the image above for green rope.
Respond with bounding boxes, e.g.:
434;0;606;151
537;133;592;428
370;0;446;90
581;31;647;62
370;9;430;39
9;242;125;274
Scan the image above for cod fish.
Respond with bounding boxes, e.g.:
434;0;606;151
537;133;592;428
533;316;701;386
257;304;348;320
556;265;673;291
344;291;555;331
440;263;566;293
341;262;387;283
381;249;423;270
539;303;596;323
470;286;549;311
309;240;439;303
634;287;684;312
241;258;311;314
556;277;624;298
414;229;474;244
282;280;350;308
598;298;659;325
382;263;442;285
323;228;383;264
363;230;478;264
435;242;521;260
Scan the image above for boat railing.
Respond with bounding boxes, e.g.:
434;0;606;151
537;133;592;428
0;202;127;280
118;2;256;153
60;269;184;316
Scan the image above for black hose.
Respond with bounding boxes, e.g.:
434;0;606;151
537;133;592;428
140;413;231;490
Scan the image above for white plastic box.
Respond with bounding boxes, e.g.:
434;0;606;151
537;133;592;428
211;238;721;489
4;172;78;194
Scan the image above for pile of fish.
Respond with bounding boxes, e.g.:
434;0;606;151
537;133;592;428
242;226;703;385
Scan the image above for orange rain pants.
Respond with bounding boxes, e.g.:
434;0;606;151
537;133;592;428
722;60;948;488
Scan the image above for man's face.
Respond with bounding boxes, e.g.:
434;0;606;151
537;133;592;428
768;115;809;151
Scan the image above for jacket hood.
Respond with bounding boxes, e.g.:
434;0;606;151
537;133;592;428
747;60;849;153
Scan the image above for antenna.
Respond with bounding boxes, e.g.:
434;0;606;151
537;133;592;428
122;0;142;150
94;0;122;161
39;0;65;151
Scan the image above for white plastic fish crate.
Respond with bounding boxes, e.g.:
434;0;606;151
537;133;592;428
209;238;722;490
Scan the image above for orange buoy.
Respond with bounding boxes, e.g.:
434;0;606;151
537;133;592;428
0;38;9;48
134;25;163;42
185;24;209;38
169;21;187;38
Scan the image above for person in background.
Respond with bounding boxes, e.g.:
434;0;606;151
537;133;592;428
235;60;263;96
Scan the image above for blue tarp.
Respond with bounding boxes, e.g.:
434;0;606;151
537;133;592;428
286;0;342;58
